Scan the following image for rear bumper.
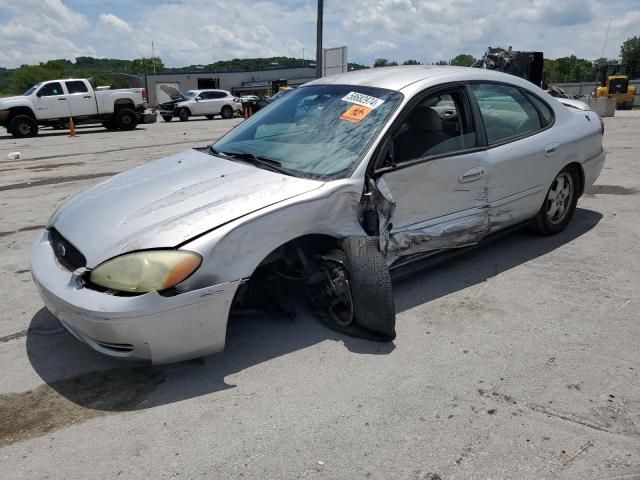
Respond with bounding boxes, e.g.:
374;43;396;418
30;231;241;365
583;148;606;191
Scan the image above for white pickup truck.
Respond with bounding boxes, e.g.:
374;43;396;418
0;78;154;138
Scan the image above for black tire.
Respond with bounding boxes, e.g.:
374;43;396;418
9;115;38;138
205;114;215;120
178;109;190;122
114;108;138;131
102;119;117;130
326;236;396;341
221;105;233;119
162;115;173;122
529;165;579;235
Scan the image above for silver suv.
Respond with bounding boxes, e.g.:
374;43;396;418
159;89;242;122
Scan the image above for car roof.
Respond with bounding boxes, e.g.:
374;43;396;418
190;89;228;93
306;65;526;92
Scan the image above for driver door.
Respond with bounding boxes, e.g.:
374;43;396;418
374;85;490;260
34;81;71;119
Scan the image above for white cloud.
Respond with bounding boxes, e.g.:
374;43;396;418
99;13;132;32
0;0;638;68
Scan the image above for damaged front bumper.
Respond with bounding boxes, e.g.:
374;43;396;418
30;230;241;365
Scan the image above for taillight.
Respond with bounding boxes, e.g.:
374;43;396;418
599;115;605;135
142;89;148;103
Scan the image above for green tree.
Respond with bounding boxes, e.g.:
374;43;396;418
402;59;421;65
373;58;398;67
130;57;165;74
434;60;448;66
621;36;640;78
450;54;475;67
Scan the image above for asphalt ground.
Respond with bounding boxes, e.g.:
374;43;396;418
0;112;638;479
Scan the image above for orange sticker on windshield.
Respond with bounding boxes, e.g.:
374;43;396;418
340;104;372;123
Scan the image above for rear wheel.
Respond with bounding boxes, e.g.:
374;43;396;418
530;165;579;235
221;105;233;119
114;108;138;131
162;115;173;122
178;109;190;122
9;115;38;138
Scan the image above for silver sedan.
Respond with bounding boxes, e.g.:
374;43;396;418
31;66;606;364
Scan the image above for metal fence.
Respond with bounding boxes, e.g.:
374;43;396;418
551;81;640;106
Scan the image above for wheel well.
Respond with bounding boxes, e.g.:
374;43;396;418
230;234;339;310
114;100;134;112
9;107;36;121
180;107;191;115
566;162;585;196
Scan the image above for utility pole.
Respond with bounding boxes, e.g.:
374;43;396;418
316;0;323;78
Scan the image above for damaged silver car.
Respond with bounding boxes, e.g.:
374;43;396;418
31;66;606;364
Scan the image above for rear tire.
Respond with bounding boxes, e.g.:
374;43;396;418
114;108;138;131
178;109;190;122
529;165;579;235
221;105;233;119
162;115;173;122
9;115;38;138
102;119;117;130
205;114;215;120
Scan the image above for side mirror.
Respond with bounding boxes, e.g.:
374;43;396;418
195;97;200;102
372;136;396;175
36;90;43;98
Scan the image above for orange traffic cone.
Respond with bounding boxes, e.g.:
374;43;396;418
68;117;78;137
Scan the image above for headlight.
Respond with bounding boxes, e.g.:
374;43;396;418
90;250;202;293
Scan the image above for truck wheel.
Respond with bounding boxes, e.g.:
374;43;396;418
102;119;117;130
205;115;215;120
310;236;396;341
114;108;138;131
162;115;173;122
221;106;233;119
9;115;38;138
178;109;190;122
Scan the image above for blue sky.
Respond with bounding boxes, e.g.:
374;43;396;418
0;0;638;68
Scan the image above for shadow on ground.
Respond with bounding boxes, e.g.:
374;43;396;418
25;208;602;413
0;126;148;140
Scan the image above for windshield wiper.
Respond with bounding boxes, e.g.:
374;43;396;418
211;148;292;175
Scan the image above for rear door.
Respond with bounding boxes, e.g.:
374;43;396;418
374;84;490;260
468;83;558;231
65;80;96;117
34;81;70;120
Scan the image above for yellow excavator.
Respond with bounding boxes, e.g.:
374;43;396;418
594;64;636;110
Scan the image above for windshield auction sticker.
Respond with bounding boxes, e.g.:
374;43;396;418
340;104;373;123
341;91;385;109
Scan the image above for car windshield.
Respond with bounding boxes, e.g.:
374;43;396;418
23;83;41;96
212;84;402;179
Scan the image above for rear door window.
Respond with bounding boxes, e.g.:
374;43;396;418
470;83;543;145
65;81;88;94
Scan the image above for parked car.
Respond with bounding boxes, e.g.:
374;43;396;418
158;88;242;122
31;66;605;364
263;87;294;105
0;79;152;137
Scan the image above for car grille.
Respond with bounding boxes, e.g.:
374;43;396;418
48;228;86;271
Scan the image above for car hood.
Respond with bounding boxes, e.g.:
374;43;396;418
0;95;25;107
50;149;324;267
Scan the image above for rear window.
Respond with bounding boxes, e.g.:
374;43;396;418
524;92;554;126
65;81;88;94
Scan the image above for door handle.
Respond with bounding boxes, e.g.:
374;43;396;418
83;95;92;99
57;98;67;101
459;167;486;183
545;143;560;157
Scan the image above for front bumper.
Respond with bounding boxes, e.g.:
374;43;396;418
30;231;241;365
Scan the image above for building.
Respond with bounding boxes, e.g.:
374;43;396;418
130;66;317;106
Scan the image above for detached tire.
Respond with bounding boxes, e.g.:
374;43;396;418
114;108;138;131
329;236;396;341
9;115;38;138
178;109;190;122
205;114;215;120
530;165;579;235
162;115;173;122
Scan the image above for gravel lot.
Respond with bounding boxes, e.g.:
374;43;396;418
0;112;638;480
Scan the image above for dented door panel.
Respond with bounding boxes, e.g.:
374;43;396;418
377;150;490;262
